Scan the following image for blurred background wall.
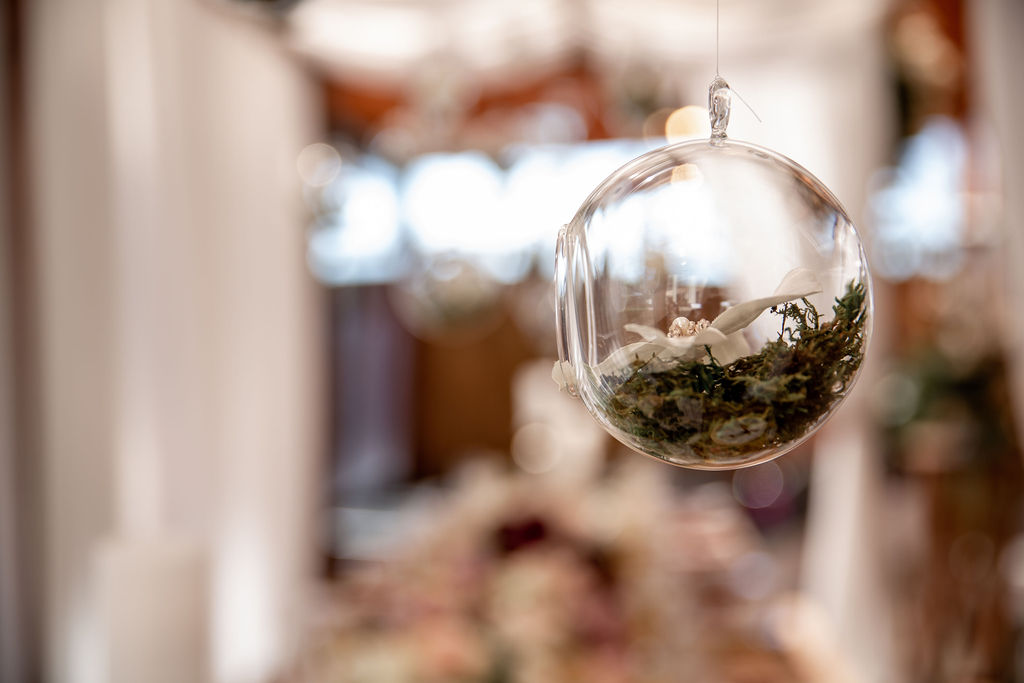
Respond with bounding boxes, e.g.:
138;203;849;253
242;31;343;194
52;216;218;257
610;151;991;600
10;1;323;681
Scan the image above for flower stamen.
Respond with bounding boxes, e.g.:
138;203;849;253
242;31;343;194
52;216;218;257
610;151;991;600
668;317;711;339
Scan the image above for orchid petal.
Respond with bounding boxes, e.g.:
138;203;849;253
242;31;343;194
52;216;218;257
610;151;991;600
691;327;729;348
707;331;751;365
623;324;696;357
623;323;671;343
594;341;664;378
773;267;822;298
710;267;822;335
552;360;576;392
624;323;727;351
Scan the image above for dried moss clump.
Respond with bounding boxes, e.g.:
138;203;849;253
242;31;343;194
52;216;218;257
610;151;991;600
605;281;868;463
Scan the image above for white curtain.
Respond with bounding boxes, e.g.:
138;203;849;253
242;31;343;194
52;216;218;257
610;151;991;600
25;1;323;681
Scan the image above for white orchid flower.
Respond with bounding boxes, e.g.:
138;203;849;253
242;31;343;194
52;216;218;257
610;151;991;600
553;267;822;393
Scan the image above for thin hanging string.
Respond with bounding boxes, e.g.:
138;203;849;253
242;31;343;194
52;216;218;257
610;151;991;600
732;88;762;123
715;0;720;76
712;0;762;124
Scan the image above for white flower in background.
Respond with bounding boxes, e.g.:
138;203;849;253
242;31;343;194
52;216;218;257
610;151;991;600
553;267;822;392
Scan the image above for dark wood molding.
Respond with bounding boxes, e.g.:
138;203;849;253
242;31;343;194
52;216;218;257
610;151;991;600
2;0;43;679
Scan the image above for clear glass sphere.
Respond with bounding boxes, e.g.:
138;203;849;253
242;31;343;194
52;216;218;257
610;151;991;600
389;255;504;344
555;137;872;469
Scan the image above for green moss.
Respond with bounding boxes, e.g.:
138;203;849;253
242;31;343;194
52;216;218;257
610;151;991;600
604;280;868;462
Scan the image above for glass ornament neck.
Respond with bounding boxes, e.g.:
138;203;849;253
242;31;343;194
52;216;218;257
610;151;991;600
708;75;731;143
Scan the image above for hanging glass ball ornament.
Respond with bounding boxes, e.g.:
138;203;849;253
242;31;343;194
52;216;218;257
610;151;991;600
553;77;872;470
389;254;504;345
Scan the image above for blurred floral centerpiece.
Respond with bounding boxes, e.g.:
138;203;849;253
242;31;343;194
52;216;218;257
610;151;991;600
293;462;822;682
